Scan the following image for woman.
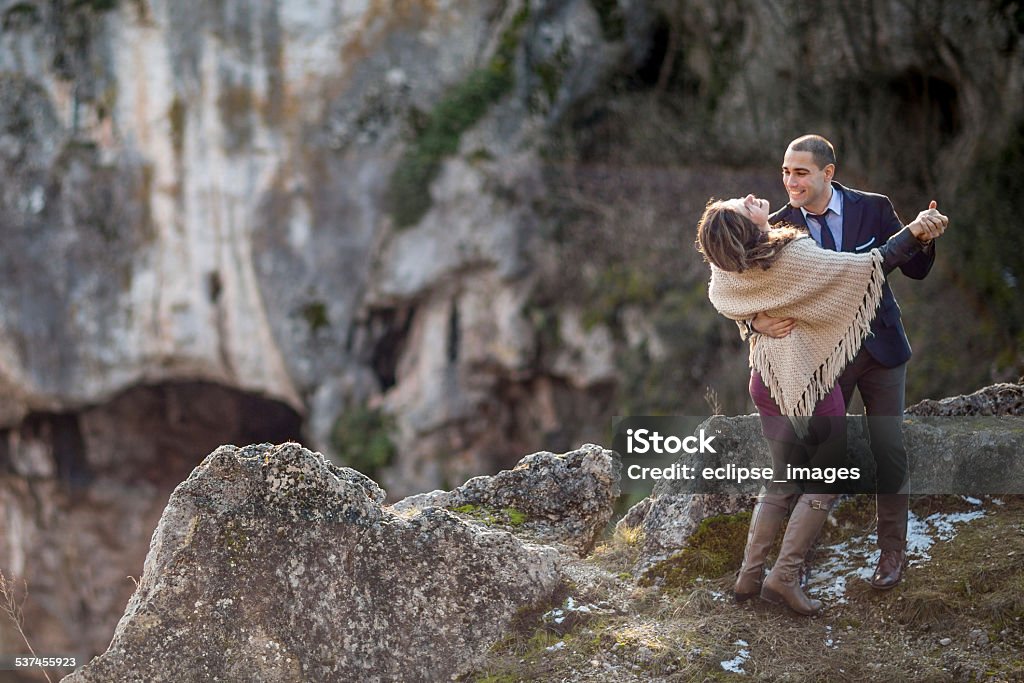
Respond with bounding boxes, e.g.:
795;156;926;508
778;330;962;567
695;194;946;615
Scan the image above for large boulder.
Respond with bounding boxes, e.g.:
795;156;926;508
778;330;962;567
389;443;620;555
62;442;563;682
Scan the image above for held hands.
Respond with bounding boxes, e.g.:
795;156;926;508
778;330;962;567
908;200;949;243
752;311;796;338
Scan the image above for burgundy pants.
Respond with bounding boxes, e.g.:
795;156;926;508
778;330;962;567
749;371;845;430
749;371;847;494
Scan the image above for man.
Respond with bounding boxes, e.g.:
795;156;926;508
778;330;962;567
750;134;938;590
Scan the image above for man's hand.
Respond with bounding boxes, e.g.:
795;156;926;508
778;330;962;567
753;311;796;338
907;200;949;243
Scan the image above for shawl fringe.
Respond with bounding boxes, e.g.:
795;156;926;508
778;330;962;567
749;250;885;431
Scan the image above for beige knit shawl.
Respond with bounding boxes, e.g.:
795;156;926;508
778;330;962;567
709;236;886;420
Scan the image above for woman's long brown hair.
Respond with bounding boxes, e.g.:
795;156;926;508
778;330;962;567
695;199;805;272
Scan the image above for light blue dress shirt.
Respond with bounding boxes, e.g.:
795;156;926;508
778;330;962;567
800;187;843;250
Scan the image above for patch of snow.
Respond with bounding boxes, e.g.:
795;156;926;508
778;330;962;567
807;507;986;599
543;596;602;625
917;510;986;548
720;640;750;674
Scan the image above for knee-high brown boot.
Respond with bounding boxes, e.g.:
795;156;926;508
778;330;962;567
760;493;839;615
734;492;792;602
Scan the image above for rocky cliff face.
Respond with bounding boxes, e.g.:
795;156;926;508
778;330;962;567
0;0;643;501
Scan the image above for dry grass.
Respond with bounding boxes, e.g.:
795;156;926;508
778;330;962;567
0;571;53;683
589;524;645;576
897;587;957;627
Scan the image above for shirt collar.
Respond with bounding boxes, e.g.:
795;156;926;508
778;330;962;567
800;184;843;219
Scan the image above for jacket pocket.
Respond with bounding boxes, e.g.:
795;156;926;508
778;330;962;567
854;236;876;252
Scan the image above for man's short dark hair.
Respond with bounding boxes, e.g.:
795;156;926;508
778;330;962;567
789;134;836;171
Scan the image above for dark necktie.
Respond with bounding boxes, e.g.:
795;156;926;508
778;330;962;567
808;212;836;250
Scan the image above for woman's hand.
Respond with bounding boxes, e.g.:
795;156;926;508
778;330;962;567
753;311;796;338
907;200;949;243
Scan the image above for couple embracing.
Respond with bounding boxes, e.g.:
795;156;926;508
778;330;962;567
696;134;947;615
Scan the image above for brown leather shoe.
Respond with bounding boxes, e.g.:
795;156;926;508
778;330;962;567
870;549;906;590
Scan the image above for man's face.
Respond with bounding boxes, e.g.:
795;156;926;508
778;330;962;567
782;148;834;212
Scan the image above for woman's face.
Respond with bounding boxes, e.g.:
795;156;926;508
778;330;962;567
727;194;770;232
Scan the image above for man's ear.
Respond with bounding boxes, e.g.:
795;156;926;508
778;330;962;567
824;164;836;181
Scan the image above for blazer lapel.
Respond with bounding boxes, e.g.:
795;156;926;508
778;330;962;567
836;183;866;252
773;205;806;228
790;206;807;228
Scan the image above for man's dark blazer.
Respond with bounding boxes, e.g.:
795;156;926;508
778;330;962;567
768;181;935;368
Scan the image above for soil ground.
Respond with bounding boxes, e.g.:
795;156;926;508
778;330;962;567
467;495;1024;682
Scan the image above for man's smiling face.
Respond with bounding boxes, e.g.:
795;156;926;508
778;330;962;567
782;148;834;214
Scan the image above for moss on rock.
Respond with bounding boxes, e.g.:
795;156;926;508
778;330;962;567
450;503;529;528
330;406;397;477
640;511;751;590
387;6;529;228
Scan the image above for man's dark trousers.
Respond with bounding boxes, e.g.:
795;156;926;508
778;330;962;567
837;348;909;551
